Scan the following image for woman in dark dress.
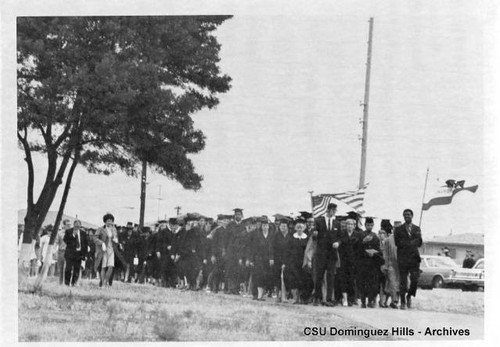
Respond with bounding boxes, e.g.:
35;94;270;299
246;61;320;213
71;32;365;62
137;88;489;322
272;218;293;302
286;218;313;304
250;217;274;300
355;217;383;308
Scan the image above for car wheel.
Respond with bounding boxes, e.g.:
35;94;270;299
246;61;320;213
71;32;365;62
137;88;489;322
432;276;444;289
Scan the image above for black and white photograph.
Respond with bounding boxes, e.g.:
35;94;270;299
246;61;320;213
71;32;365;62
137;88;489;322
1;0;499;344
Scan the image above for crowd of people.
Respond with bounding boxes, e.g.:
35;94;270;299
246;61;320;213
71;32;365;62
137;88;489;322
22;204;430;310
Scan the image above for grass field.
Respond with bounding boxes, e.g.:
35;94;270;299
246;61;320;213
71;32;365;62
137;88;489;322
18;277;484;342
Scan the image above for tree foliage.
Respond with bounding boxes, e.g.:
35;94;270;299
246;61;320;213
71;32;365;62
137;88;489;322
17;16;232;243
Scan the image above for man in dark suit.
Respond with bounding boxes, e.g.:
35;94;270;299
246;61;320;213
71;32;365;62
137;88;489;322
394;209;422;309
313;203;343;306
63;219;88;286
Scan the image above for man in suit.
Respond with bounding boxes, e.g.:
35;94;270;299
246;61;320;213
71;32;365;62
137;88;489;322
63;219;88;286
394;209;422;309
312;203;343;306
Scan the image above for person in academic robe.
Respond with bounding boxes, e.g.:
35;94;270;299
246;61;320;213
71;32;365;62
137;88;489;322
338;217;362;306
286;218;313;304
63;219;88;286
248;217;274;300
355;217;383;308
224;208;247;294
181;217;203;289
207;215;227;293
154;220;175;287
272;218;293;302
122;225;136;283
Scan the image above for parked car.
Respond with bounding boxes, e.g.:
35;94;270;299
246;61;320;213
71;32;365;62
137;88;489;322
418;255;460;289
449;258;484;291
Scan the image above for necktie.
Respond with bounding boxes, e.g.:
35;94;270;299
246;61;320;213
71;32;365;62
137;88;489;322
328;218;331;231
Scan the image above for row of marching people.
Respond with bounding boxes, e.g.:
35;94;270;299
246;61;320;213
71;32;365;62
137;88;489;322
38;203;422;311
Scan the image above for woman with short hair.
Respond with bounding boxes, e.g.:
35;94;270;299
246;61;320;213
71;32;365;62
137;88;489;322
93;213;117;287
249;217;274;300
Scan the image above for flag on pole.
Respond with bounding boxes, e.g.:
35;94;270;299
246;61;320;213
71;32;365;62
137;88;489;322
422;179;478;211
312;184;368;216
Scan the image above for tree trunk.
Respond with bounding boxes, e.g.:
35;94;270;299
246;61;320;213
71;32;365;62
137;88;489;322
34;149;80;291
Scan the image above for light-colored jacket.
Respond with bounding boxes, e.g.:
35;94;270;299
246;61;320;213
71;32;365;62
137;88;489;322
93;225;117;270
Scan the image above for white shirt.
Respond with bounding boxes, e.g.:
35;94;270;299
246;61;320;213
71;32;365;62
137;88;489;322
324;216;334;231
74;229;81;251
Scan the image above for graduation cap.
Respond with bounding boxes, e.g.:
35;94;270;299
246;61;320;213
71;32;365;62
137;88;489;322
217;214;225;220
242;217;255;225
142;226;152;233
168;218;178;225
364;217;375;224
299;211;313;220
233;208;244;213
280;216;292;223
157;220;168;224
346;211;360;220
224;214;233;220
126;222;133;227
259;216;269;224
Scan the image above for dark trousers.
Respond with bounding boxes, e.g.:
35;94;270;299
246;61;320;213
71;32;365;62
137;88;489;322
64;256;81;286
209;259;225;292
314;253;336;301
398;262;420;302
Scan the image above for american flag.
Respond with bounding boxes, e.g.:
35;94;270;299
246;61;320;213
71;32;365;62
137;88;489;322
312;184;368;216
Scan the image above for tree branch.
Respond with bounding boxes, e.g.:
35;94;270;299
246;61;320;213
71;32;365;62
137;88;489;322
17;128;35;208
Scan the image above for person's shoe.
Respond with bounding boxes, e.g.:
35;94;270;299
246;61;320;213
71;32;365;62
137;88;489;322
390;302;398;309
400;303;406;310
361;302;367;308
406;295;412;309
313;298;320;306
342;300;348;307
367;301;375;308
323;301;335;307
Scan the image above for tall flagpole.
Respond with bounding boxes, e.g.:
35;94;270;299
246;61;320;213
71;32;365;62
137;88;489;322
419;168;430;227
359;17;374;189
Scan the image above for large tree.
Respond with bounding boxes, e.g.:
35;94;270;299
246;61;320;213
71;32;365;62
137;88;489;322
17;16;232;285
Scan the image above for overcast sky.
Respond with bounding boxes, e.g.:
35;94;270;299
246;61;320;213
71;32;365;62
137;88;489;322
14;1;492;238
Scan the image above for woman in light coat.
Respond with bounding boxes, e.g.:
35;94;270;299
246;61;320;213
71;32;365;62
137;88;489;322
93;213;118;287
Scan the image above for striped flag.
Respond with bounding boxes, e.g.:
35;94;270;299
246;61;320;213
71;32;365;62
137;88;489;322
422;180;478;211
312;184;368;216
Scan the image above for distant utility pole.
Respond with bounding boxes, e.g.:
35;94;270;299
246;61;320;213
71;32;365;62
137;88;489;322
139;160;147;229
175;206;181;216
157;185;164;221
359;17;374;189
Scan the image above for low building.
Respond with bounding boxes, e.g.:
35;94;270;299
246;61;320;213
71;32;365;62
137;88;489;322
421;233;484;266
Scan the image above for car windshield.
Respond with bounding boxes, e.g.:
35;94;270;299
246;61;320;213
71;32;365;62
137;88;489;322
475;260;484;269
425;257;458;268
